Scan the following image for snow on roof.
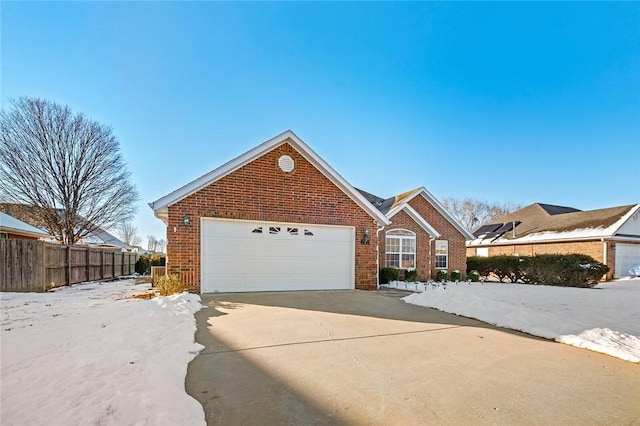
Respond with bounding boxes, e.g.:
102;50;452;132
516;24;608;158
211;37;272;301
469;203;640;246
0;212;49;238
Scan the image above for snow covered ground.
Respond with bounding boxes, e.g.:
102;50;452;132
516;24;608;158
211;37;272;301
2;277;638;425
0;279;205;426
386;278;640;363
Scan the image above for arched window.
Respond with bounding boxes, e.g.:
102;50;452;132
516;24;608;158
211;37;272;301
385;229;416;269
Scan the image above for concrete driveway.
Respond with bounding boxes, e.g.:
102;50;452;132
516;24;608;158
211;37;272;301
186;290;640;425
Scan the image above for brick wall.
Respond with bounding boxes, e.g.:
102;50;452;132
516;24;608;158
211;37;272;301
408;195;468;279
379;195;468;281
166;141;379;292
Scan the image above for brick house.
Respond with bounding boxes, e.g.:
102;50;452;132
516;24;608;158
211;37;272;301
149;130;471;293
467;203;640;279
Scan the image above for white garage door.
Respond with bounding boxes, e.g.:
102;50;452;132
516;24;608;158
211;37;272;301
201;218;355;293
615;243;640;277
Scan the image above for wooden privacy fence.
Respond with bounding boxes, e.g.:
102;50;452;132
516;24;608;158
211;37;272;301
1;239;138;293
150;266;166;286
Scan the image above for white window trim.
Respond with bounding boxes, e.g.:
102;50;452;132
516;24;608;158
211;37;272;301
435;240;448;269
385;229;416;269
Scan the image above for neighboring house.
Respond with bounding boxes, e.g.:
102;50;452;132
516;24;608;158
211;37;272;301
149;130;471;293
78;227;134;252
467;203;640;279
0;203;133;251
0;212;49;240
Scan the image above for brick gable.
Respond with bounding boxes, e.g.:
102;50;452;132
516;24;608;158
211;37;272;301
407;195;467;277
167;141;379;292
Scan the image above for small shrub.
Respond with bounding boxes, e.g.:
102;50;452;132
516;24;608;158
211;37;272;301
379;267;399;284
135;254;166;274
436;270;448;282
468;270;481;282
149;254;166;267
135;256;150;274
451;270;462;282
155;274;188;296
405;269;418;282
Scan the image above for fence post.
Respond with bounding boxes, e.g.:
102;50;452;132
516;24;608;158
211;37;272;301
66;245;71;286
41;241;46;292
85;248;90;282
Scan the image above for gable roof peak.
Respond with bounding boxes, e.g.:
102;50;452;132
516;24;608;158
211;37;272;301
150;131;390;226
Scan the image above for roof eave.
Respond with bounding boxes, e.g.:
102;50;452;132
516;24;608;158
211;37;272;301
0;227;48;239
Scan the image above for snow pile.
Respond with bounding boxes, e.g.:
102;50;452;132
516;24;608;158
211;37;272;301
392;279;640;363
0;280;205;425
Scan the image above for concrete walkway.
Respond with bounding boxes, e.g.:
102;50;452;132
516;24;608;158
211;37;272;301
186;290;640;425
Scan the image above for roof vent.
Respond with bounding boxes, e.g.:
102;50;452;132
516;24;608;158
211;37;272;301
278;155;295;173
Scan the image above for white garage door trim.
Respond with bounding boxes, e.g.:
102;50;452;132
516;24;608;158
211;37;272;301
615;243;640;277
200;218;355;293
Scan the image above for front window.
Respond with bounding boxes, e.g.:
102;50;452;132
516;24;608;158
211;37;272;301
385;229;416;269
435;240;448;269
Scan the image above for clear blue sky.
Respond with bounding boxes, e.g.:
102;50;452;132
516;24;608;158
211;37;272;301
2;1;639;244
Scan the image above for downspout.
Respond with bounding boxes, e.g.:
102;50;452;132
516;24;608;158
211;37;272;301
376;224;385;289
429;237;435;280
602;238;608;279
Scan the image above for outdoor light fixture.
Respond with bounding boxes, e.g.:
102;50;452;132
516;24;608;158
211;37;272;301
182;214;190;227
361;227;370;245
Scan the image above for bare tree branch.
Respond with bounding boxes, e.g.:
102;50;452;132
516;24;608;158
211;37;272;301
117;222;142;246
147;235;158;252
442;197;522;231
0;97;139;244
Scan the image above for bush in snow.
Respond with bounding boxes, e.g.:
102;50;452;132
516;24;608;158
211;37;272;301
379;267;399;284
155;274;188;296
521;254;609;288
468;270;481;282
468;254;609;287
405;269;418;282
451;270;462;282
436;270;448;282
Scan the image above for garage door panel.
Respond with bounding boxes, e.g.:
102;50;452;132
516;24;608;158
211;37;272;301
616;243;640;277
201;218;355;293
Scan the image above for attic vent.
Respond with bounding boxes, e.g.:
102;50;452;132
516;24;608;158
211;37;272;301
278;155;295;172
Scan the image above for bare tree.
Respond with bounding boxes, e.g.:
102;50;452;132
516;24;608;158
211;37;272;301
0;97;139;244
147;235;158;252
442;197;521;231
156;238;166;253
117;221;142;246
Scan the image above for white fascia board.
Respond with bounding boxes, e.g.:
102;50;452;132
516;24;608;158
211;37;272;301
149;204;169;225
609;204;640;235
410;188;475;240
149;130;295;211
0;212;49;237
387;204;440;238
287;132;390;226
0;227;48;239
148;130;390;226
